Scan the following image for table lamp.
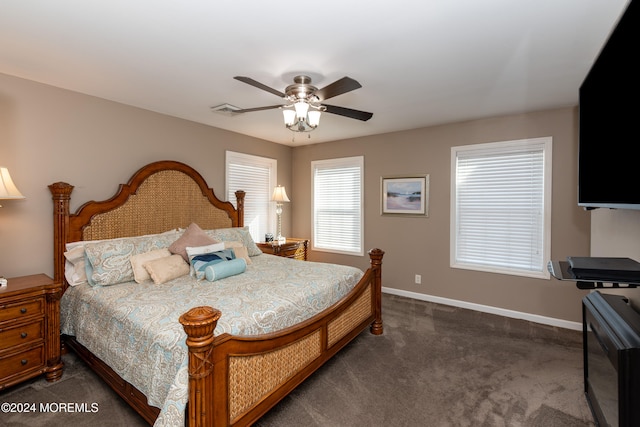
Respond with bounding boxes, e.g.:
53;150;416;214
0;167;25;285
0;167;25;207
271;185;289;242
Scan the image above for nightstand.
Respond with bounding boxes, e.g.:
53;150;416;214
0;274;63;390
257;238;309;261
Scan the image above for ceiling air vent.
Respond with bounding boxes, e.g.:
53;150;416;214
210;103;241;115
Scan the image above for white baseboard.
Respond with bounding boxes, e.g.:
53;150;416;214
382;287;582;331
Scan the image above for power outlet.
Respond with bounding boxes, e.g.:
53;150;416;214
415;274;422;284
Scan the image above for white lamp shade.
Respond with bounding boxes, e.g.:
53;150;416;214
293;101;309;120
307;110;321;127
283;109;296;126
271;185;290;202
0;167;25;199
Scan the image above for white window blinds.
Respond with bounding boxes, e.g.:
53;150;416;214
451;137;552;278
312;156;364;256
226;151;276;243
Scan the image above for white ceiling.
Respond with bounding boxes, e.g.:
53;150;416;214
1;0;630;146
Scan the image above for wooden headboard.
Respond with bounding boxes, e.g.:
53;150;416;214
49;160;245;290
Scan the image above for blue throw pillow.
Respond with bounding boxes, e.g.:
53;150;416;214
190;248;236;280
205;258;247;282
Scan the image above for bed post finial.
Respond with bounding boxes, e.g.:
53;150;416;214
235;190;245;227
180;306;221;427
49;182;74;288
368;248;384;335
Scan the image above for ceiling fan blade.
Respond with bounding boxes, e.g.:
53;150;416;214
323;104;373;121
314;77;362;101
234;76;286;98
232;105;283;114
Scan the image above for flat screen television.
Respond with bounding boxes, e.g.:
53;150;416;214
578;0;639;210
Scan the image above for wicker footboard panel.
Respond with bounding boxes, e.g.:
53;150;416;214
228;330;322;421
224;282;374;424
328;285;373;347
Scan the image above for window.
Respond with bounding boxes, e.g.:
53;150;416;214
312;156;364;256
226;151;277;243
450;137;552;279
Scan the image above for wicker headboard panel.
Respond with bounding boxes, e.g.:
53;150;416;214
49;160;245;289
81;169;235;240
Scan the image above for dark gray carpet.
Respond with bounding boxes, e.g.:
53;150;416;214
1;294;594;426
0;348;147;427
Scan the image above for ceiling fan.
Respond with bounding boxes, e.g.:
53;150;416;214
232;75;373;132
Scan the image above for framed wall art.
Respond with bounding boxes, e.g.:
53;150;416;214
381;175;429;216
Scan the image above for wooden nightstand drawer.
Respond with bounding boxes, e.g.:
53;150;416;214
0;274;63;388
0;318;44;349
277;244;306;260
0;298;44;322
0;345;45;381
257;238;309;260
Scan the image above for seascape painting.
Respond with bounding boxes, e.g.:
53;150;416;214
381;175;429;216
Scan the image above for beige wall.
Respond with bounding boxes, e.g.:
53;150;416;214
292;107;592;323
1;71;600;324
589;209;640;305
0;73;292;278
591;209;640;260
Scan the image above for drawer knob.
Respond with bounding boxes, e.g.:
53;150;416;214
21;332;28;338
20;308;27;314
21;359;28;365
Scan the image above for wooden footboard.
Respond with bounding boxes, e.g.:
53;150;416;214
180;248;384;427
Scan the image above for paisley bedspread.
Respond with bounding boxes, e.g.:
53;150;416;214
60;253;364;426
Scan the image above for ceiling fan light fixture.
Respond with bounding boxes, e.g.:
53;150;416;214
282;100;320;133
233;74;373;135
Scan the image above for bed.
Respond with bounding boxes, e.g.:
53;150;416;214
49;160;384;427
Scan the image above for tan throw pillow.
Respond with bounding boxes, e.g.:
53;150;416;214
130;248;172;283
144;254;190;285
169;223;218;261
232;246;252;265
224;241;252;265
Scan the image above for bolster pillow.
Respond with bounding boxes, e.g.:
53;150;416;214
204;258;247;282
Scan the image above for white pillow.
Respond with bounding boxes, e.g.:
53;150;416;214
63;239;103;286
186;242;226;257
